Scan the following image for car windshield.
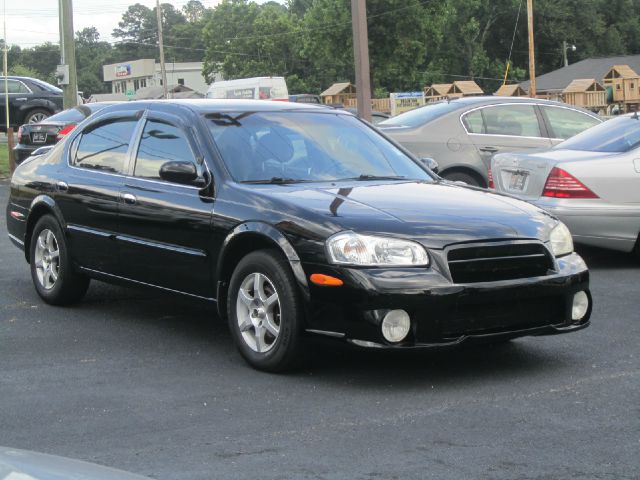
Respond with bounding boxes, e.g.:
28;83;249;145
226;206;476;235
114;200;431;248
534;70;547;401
556;115;640;153
378;101;462;128
205;111;432;183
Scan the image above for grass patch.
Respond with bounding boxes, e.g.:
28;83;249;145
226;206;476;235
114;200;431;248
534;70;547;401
0;143;10;178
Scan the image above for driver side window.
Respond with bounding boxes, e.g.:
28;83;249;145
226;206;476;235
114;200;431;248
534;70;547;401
134;119;196;180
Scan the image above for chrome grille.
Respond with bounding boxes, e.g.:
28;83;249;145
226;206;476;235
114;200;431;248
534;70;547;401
447;242;554;283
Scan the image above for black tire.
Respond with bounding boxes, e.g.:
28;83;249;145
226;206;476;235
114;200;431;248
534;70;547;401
29;214;90;305
23;108;51;124
227;249;304;372
442;171;483;187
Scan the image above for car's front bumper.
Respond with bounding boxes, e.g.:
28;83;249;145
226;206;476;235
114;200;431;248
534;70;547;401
301;252;590;348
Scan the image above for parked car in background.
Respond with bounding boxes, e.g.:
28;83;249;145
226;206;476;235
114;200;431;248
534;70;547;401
289;93;321;104
13;102;118;164
206;76;289;101
0;76;64;129
6;99;591;372
344;107;390;125
0;446;153;480
378;96;602;187
491;113;640;256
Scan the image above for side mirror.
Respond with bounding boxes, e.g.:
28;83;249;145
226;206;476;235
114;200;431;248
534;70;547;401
159;161;198;185
419;157;439;174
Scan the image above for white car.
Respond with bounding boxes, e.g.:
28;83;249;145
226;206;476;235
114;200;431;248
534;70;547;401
491;113;640;256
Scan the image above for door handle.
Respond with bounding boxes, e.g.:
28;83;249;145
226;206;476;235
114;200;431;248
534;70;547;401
56;181;68;192
121;193;137;205
479;147;499;153
15;97;27;102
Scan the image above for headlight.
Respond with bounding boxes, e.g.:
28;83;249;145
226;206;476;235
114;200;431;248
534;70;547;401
549;222;574;257
326;231;429;266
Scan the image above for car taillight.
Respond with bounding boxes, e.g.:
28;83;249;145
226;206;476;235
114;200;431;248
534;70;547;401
542;167;599;199
488;168;495;189
17;126;24;142
56;124;76;140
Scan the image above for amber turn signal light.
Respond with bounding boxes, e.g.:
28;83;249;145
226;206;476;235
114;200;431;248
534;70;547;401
310;274;344;287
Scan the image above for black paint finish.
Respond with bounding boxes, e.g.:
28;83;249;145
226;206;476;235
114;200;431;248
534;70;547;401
5;100;591;348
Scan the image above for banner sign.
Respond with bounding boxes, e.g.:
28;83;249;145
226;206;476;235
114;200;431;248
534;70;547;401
390;92;425;116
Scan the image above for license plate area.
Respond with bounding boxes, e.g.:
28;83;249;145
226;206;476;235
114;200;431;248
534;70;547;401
31;132;47;143
501;169;529;192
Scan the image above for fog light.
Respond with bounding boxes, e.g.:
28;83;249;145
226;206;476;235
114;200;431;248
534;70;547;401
572;291;589;321
381;310;411;343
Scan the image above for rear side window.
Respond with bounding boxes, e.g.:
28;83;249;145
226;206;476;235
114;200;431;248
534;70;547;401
73;118;137;173
6;80;30;94
481;104;541;137
542;106;600;139
462;110;484;133
134;119;195;180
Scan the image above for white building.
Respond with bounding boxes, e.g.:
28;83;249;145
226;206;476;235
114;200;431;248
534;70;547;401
102;59;214;96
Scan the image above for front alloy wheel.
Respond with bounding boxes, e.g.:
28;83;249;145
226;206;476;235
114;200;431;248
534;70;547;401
228;249;304;372
236;272;281;353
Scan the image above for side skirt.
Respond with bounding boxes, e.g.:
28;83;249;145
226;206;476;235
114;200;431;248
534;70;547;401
79;267;217;303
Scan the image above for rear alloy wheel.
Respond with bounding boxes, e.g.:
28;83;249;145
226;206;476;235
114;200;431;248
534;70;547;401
30;215;90;305
24;108;51;124
228;250;304;372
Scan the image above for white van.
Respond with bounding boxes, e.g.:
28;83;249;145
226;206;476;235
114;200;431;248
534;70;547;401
206;77;289;101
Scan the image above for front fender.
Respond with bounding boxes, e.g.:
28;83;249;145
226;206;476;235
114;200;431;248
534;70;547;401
216;222;311;316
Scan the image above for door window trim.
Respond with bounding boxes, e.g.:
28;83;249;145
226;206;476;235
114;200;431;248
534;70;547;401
126;111;208;191
460;102;548;139
66;111;144;177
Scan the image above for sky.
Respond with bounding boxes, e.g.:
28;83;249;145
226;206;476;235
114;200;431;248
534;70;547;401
1;0;275;48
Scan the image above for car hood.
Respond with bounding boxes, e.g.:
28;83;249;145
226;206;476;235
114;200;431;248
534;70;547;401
240;181;556;249
0;446;152;480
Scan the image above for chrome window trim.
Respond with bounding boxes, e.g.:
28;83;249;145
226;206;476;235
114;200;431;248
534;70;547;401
459;102;544;138
6;79;33;94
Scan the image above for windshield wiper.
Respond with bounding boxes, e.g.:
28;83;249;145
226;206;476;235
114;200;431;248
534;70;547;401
344;174;408;181
241;177;311;184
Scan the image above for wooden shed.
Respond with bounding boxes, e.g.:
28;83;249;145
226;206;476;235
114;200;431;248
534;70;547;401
320;82;356;105
424;83;452;102
562;79;607;108
603;65;639;102
494;84;527;97
449;80;484;98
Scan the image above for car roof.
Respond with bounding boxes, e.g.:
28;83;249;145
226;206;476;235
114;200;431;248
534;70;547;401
431;95;593;109
97;99;355;115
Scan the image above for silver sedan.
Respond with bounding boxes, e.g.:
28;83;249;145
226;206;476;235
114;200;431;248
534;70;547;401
491;114;640;255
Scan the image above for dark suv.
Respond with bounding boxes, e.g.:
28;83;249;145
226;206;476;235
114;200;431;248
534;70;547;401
0;76;63;129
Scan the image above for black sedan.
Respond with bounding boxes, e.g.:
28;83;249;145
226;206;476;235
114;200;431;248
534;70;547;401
0;76;64;129
5;100;591;372
13;103;116;164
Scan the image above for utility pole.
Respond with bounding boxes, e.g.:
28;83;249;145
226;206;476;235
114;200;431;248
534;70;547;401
527;0;536;98
4;0;16;174
351;0;372;122
59;0;78;109
156;0;168;99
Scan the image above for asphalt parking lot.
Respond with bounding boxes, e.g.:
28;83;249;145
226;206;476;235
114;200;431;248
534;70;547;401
1;179;639;480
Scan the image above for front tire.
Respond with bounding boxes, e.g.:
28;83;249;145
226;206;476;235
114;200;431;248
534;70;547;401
227;250;304;372
29;215;90;305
